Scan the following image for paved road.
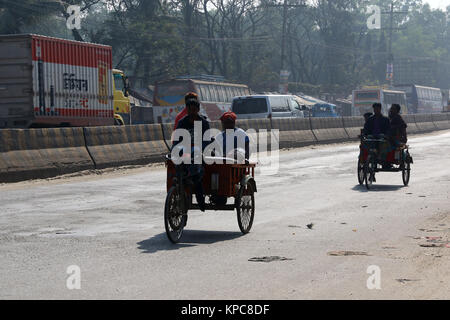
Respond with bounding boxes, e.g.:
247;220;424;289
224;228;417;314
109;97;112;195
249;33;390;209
1;131;449;299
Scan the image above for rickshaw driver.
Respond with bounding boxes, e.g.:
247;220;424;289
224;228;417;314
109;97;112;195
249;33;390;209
363;103;391;166
172;97;210;212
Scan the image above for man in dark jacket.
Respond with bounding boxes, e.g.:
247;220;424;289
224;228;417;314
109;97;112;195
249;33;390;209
363;103;390;136
172;98;210;212
363;103;391;164
389;104;407;144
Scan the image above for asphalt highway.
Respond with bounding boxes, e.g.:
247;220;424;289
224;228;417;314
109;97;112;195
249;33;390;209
1;130;449;299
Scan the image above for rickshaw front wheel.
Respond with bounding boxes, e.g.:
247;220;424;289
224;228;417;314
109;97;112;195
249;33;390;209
236;180;255;234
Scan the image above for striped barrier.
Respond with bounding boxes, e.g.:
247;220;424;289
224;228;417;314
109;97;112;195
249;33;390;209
271;118;316;148
161;122;175;149
83;124;167;169
310;117;349;143
414;114;437;132
0;127;94;182
402;114;420;134
431;113;450;130
342;116;364;139
2;113;450;182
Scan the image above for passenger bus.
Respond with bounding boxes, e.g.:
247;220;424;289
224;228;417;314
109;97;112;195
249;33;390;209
152;77;250;123
394;84;443;114
352;87;407;116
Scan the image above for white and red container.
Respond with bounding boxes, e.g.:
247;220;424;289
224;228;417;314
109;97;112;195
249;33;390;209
0;34;114;128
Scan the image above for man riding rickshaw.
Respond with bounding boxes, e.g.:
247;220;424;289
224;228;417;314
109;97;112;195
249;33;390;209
166;102;257;243
358;103;413;189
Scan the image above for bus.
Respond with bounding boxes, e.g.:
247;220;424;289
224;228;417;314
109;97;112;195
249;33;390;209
441;89;449;112
394;84;443;114
352;87;407;116
152;77;250;123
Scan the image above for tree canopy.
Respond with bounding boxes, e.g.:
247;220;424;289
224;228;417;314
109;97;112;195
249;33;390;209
0;0;448;95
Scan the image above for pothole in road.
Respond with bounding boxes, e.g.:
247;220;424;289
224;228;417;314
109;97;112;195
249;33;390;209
248;256;294;263
327;251;370;256
396;278;420;284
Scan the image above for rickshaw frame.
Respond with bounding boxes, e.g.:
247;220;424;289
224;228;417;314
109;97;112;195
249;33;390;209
164;156;257;243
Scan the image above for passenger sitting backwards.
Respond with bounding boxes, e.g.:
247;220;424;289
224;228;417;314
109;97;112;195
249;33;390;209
213;111;250;163
363;103;391;165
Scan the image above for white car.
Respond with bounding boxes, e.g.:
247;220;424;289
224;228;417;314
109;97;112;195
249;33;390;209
231;95;305;119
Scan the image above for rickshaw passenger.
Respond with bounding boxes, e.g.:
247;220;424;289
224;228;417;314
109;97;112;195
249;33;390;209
173;97;210;212
209;111;250;206
360;112;373;137
363;103;391;163
214;111;250;162
388;104;407;145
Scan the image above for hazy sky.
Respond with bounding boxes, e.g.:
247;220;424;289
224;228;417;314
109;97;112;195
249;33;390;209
424;0;449;10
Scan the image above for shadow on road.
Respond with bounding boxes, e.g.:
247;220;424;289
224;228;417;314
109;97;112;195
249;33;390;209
137;230;242;254
352;184;405;192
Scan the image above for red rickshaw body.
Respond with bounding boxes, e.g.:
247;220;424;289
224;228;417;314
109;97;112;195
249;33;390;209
166;160;255;197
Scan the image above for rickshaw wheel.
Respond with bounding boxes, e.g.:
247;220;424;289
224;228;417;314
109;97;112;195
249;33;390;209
164;186;187;243
364;158;375;190
236;180;255;234
402;162;411;186
357;159;364;185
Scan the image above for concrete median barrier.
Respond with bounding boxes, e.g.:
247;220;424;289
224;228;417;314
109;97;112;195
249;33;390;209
0;127;94;182
431;113;450;130
342;116;364;139
161;123;175;149
83;124;168;169
402;114;420;135
271;118;316;148
414;114;437;132
310;117;349;143
234;118;274;152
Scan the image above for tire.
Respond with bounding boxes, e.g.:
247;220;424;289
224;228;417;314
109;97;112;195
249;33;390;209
402;162;410;186
164;186;187;243
236;180;255;234
357;159;364;185
364;157;375;190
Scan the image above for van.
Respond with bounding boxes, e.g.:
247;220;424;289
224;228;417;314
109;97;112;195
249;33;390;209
231;95;305;119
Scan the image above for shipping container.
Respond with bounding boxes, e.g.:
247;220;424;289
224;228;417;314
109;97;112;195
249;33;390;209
0;34;114;128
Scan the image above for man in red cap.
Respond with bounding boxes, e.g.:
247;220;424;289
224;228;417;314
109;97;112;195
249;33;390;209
214;111;250;162
209;111;250;207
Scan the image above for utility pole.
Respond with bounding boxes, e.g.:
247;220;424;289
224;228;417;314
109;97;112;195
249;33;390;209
382;2;408;87
265;1;306;93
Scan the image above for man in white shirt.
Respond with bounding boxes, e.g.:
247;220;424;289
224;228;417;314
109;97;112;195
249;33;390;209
214;111;250;163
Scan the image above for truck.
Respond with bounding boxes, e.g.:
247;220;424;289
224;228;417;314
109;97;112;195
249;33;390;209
0;34;130;128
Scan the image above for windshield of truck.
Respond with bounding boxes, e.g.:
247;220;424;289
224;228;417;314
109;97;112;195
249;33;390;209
114;73;124;91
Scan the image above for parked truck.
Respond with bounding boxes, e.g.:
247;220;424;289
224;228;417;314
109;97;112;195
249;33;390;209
0;34;130;128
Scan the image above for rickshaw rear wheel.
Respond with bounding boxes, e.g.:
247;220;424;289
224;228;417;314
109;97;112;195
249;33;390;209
364;157;375;190
357;159;364;185
402;162;411;186
164;186;187;243
236;180;255;234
